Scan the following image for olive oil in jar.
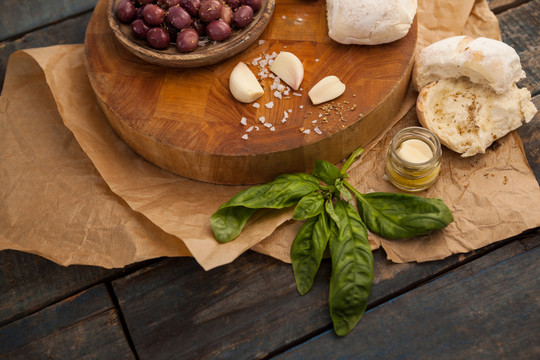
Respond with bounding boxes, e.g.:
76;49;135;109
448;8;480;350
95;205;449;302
386;127;442;192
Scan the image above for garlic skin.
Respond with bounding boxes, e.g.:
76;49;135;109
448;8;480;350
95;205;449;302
308;75;346;105
269;52;304;90
229;62;264;103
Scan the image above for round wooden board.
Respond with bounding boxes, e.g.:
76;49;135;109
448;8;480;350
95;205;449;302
85;0;417;185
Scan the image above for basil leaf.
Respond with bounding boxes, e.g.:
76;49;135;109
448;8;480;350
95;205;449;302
210;206;258;243
329;199;373;336
335;180;352;202
291;210;330;295
354;191;454;239
211;173;320;243
220;173;320;209
293;192;325;220
313;160;342;186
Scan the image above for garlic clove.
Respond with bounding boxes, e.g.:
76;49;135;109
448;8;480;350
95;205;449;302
229;62;264;103
308;75;346;105
269;51;304;91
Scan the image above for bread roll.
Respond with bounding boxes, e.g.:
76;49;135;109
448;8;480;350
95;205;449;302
417;77;537;157
413;36;525;94
326;0;417;45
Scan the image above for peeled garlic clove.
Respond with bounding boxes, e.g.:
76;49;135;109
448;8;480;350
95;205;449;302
269;51;304;91
229;62;264;103
308;75;346;105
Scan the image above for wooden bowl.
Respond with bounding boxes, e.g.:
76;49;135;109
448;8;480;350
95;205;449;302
107;0;275;68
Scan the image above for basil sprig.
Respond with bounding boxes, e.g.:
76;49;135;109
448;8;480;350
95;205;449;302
210;147;453;336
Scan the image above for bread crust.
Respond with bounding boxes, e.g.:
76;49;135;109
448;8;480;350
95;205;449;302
416;78;537;157
326;0;417;45
413;36;525;94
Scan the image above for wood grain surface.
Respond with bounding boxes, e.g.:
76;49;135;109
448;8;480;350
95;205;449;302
85;0;417;184
1;0;539;359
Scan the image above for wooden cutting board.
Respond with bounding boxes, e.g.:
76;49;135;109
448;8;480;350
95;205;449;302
85;0;417;185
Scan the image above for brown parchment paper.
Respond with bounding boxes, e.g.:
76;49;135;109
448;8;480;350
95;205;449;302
1;0;538;270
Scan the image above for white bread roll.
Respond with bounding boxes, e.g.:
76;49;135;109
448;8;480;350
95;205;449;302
413;36;525;94
417;77;537;157
326;0;417;45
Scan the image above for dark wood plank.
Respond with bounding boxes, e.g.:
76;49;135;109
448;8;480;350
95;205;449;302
488;0;532;13
0;249;151;326
0;284;134;359
275;233;540;360
0;12;93;92
0;0;97;42
110;226;539;360
517;95;540;180
497;0;540;95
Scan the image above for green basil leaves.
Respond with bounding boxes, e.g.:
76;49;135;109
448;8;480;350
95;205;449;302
210;173;320;243
210;147;453;335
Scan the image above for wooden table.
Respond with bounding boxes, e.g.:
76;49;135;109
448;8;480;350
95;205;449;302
1;0;539;358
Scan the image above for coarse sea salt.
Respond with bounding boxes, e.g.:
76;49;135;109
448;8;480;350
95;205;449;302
265;101;274;109
258;40;265;45
302;129;311;134
253;103;260;108
240;117;247;126
314;127;322;135
246;126;254;132
264;122;273;128
259;116;265;123
242;134;248;140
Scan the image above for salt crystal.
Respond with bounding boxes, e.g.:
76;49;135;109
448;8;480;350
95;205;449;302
253;103;260;108
302;129;311;134
319;113;322;118
240;117;247;125
259;116;265;123
242;134;249;140
274;91;282;99
281;118;287;123
296;17;304;22
315;58;320;62
246;126;254;132
282;15;286;19
312;120;317;124
293;92;302;96
265;101;274;109
314;127;322;135
270;127;276;131
258;40;265;45
283;111;289;119
299;105;304;109
288;109;292;113
264;123;272;128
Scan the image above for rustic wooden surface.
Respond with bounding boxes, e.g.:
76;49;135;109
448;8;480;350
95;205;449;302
85;0;416;184
1;0;539;359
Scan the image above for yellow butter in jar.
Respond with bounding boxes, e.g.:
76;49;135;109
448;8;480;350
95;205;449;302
385;126;442;192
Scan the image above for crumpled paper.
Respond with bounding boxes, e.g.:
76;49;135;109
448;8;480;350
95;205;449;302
1;0;538;270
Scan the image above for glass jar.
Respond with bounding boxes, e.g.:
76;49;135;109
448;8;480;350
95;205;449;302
385;126;442;192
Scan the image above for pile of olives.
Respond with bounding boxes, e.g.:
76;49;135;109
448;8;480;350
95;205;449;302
116;0;262;53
